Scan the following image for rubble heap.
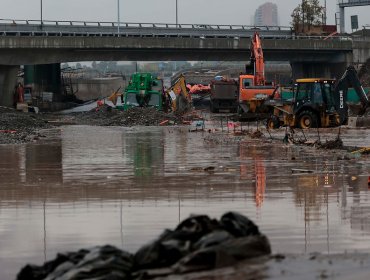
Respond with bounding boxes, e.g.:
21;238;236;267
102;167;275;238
0;107;50;144
73;105;185;126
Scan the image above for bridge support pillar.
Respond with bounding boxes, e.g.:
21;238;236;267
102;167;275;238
339;6;345;34
24;63;61;101
291;62;347;80
0;65;19;107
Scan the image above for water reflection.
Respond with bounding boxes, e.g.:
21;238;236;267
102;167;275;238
239;144;266;208
0;126;370;280
26;142;63;184
124;131;164;178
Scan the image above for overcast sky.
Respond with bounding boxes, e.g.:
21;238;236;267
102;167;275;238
1;0;369;32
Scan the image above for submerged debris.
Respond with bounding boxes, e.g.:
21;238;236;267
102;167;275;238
249;130;264;139
317;137;344;150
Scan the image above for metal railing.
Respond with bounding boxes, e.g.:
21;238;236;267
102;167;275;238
338;0;370;7
0;18;292;31
0;19;353;41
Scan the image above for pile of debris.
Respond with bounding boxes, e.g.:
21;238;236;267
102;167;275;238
0;107;50;144
316;136;344;150
17;212;271;280
358;58;370;87
71;105;185;127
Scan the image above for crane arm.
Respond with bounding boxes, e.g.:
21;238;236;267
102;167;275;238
251;32;265;86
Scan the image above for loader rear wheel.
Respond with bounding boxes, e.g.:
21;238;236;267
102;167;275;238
298;111;318;129
266;115;280;129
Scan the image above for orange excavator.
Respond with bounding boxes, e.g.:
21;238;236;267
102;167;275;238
238;32;279;119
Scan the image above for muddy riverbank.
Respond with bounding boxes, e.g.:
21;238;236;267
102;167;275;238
0;106;190;144
0;106;50;144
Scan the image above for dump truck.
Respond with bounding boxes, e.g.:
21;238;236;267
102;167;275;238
265;66;369;129
209;78;239;113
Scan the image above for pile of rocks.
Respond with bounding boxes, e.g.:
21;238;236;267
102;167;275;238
72;106;184;127
17;212;271;280
0;107;50;144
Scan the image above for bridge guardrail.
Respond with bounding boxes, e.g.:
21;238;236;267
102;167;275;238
0;19;353;41
0;18;292;31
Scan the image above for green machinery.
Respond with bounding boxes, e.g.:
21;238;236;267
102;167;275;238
122;73;168;111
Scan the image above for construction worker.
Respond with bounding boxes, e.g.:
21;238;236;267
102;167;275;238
16;83;24;103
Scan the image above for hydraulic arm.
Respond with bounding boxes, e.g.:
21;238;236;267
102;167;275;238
250;32;265;86
334;66;369;123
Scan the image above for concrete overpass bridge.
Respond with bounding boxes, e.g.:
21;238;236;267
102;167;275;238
0;20;370;107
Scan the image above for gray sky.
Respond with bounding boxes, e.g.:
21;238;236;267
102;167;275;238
0;0;369;32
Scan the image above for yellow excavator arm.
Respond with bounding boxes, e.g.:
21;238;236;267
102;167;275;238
108;87;122;106
167;74;192;114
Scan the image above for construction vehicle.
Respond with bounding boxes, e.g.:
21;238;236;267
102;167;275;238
238;32;279;119
166;74;192;114
209;78;239;113
122;73;170;111
265;66;369;129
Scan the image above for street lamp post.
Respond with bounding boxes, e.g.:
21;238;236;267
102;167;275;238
176;0;178;27
40;0;43;28
117;0;120;35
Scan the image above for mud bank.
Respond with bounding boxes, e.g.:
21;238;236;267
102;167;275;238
0;106;192;144
0;107;50;144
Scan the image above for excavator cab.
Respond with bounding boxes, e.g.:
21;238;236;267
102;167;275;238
291;79;340;128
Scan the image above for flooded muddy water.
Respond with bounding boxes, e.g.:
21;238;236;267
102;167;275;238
1;125;370;279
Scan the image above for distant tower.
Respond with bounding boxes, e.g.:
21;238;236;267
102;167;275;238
254;2;278;26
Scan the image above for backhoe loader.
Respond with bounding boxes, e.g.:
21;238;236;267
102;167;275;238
265;66;369;129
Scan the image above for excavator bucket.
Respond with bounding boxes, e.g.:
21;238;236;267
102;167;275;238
176;93;192;114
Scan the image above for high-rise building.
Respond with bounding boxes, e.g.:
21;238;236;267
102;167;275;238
254;2;278;26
